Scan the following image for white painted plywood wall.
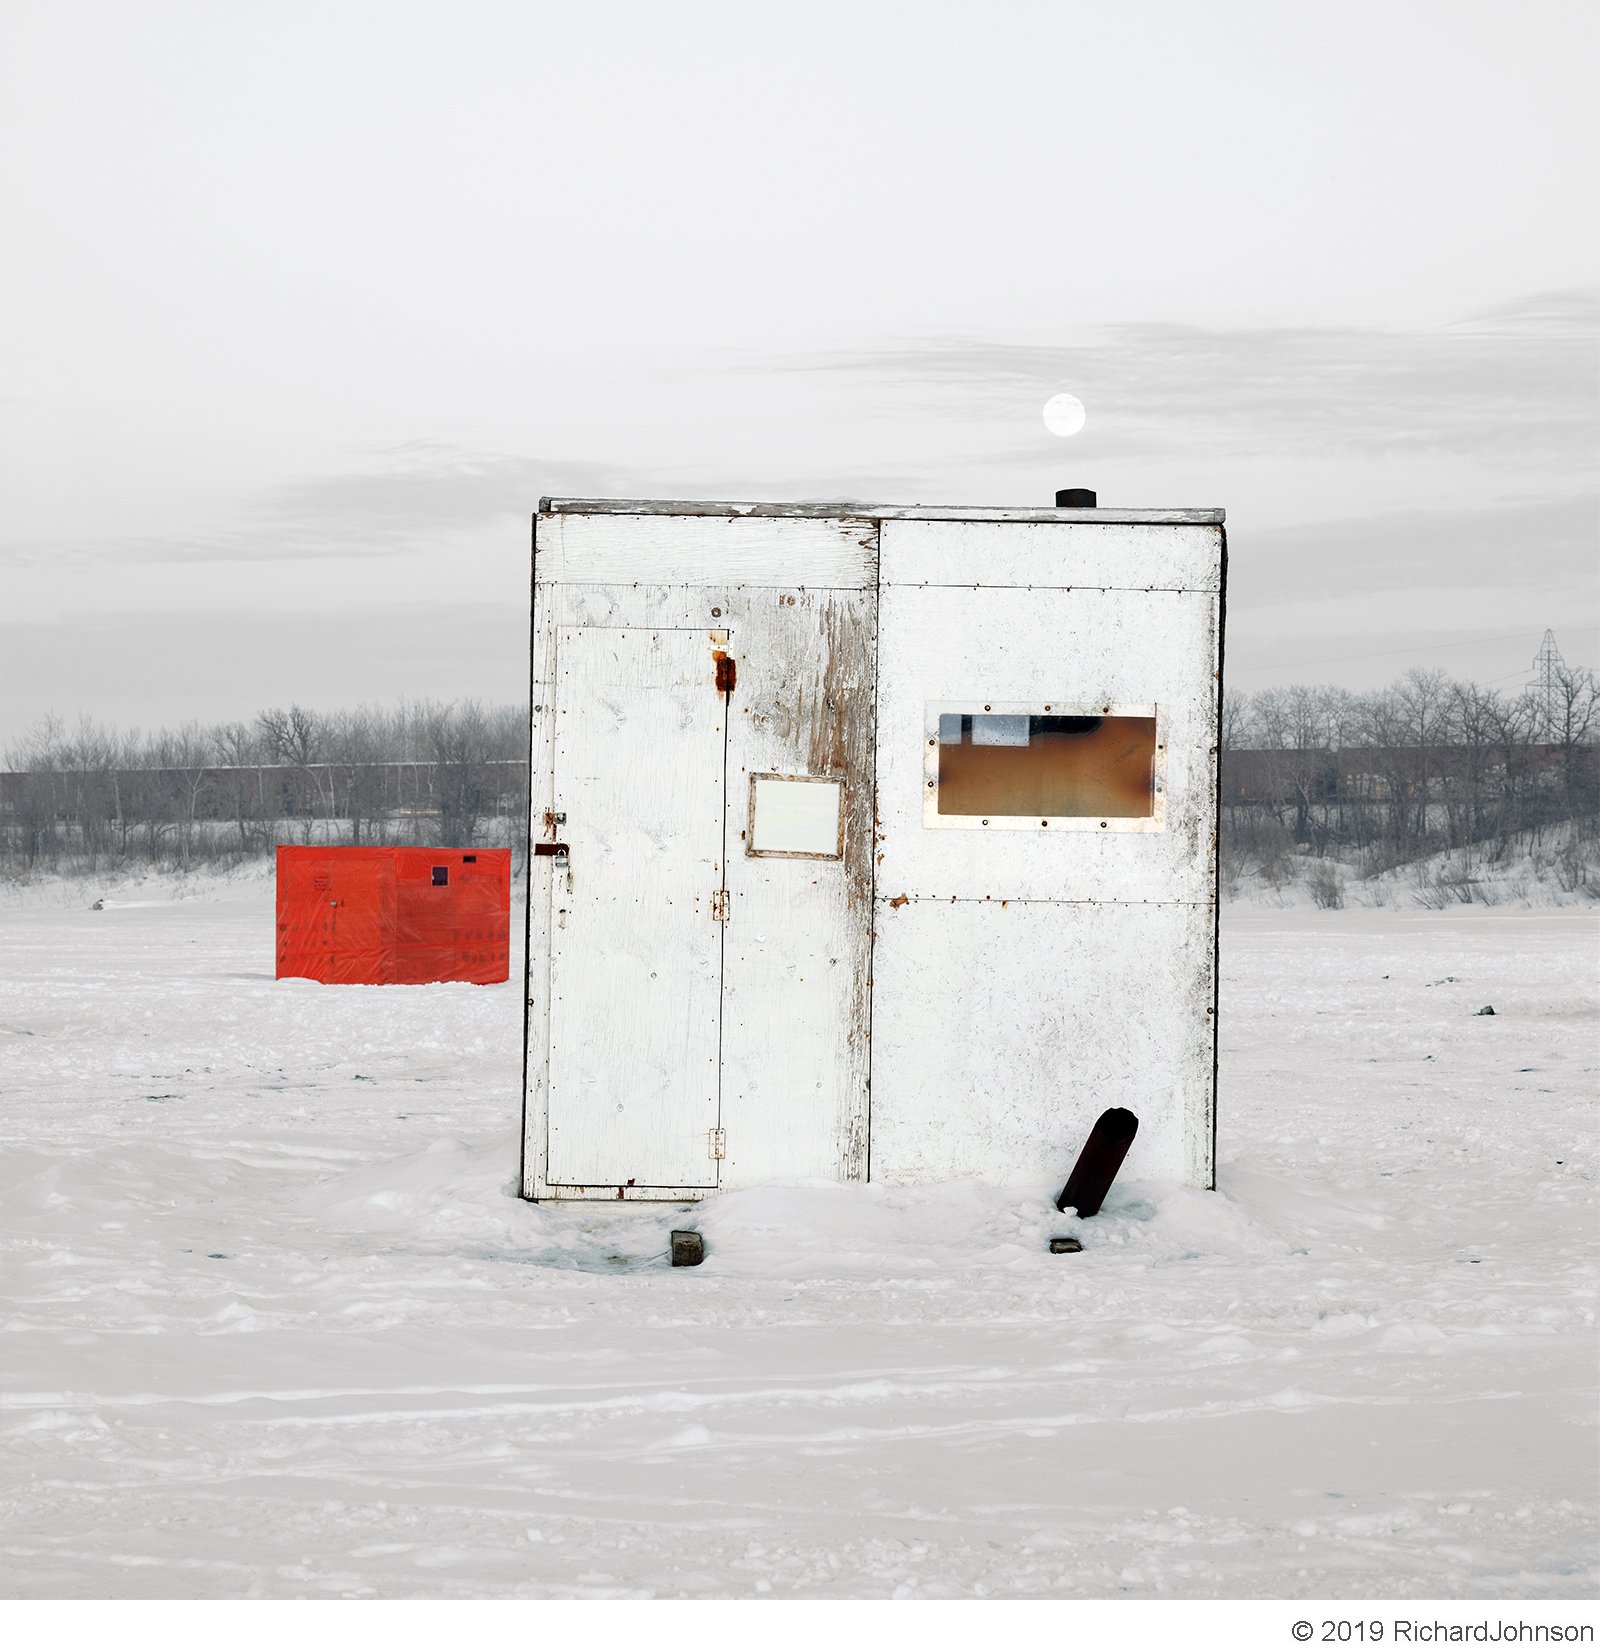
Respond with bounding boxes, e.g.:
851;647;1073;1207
868;900;1215;1187
868;518;1223;1190
717;584;876;1190
524;513;877;1201
546;626;726;1188
524;506;1223;1200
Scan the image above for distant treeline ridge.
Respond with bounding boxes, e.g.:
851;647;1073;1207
2;699;525;868
2;668;1597;881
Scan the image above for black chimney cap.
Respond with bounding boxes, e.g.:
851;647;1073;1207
1055;488;1097;509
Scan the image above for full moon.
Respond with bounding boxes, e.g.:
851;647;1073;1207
1042;392;1087;437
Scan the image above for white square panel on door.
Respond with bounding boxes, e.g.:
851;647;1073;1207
748;774;844;859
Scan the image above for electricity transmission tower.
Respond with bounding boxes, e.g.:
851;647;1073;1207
1532;628;1565;737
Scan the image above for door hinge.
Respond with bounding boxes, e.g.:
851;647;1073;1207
710;888;729;923
708;1128;726;1160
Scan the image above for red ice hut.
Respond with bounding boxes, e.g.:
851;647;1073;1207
275;846;511;985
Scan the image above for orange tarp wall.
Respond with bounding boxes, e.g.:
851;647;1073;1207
276;846;511;985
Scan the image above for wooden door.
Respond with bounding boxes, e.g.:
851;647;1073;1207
545;626;728;1189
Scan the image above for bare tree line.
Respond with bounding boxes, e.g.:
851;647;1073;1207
1;699;527;872
4;666;1597;896
1221;664;1600;902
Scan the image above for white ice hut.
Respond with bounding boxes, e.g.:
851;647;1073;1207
522;495;1225;1203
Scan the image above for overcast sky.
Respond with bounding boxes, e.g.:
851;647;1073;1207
3;0;1596;746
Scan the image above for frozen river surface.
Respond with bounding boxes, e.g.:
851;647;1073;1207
1;875;1595;1598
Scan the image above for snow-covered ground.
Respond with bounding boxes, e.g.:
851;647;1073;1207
1;870;1595;1598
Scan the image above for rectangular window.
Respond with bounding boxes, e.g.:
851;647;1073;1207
925;704;1163;829
431;865;449;886
748;774;844;859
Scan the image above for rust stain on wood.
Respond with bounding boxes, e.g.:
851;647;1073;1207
889;893;910;909
789;592;877;1178
713;650;737;694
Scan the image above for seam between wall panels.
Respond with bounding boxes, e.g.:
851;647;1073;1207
519;514;538;1199
863;523;882;1185
539;546;555;1195
713;660;731;1190
870;897;1219;906
541;503;1223;525
539;631;559;1195
531;582;876;595
877;583;1218;595
1211;533;1228;1192
532;581;1217;596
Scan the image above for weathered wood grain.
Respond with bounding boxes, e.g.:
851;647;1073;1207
543;498;1224;526
524;502;1221;1201
875;582;1222;905
718;585;875;1189
521;554;556;1199
881;519;1224;591
523;575;877;1200
535;511;878;590
869;899;1215;1189
545;626;726;1190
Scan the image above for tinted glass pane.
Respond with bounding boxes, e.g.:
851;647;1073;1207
937;714;1156;818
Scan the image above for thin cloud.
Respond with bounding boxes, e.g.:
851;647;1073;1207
3;445;622;569
755;290;1598;470
260;443;618;538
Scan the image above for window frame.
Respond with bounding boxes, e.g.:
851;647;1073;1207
921;700;1167;833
